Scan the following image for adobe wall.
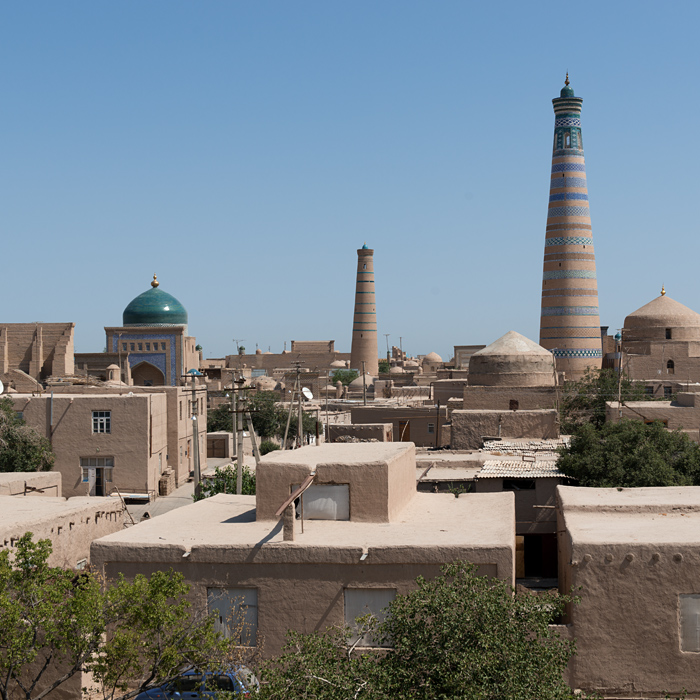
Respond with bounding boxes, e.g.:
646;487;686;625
92;533;513;659
0;471;62;497
255;444;416;523
475;477;559;535
0;322;74;382
350;406;449;447
625;341;700;384
47;384;206;488
11;393;168;498
433;379;470;403
328;423;393;442
606;400;700;441
451;410;559;450
462;385;557;411
565;539;700;695
0;496;123;569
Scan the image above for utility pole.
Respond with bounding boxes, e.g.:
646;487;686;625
384;334;390;362
297;381;303;448
183;369;203;500
362;360;367;406
234;374;246;493
283;361;304;449
399;336;403;362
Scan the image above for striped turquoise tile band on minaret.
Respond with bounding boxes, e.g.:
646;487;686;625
539;75;602;380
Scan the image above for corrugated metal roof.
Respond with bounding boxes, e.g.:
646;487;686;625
477;461;564;479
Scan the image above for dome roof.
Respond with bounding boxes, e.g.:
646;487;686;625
423;351;442;363
349;373;376;388
389;366;405;374
253;376;277;391
123;276;187;327
330;360;346;368
560;74;575;98
624;293;700;342
468;331;555;387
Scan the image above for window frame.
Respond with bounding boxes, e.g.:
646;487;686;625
92;411;111;434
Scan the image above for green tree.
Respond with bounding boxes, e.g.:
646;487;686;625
0;534;250;700
378;360;390;374
330;369;358;386
0;398;54;473
207;403;233;433
559;367;646;432
557;419;700;488
258;561;580;700
193;464;256;501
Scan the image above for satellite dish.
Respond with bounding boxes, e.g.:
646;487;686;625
0;380;4;395
302;387;313;401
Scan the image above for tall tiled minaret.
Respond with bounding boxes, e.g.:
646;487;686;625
350;244;378;376
539;75;602;380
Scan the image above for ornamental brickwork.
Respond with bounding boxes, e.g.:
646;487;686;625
539;77;602;380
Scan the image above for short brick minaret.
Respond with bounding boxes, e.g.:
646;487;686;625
539;75;602;380
350;244;378;376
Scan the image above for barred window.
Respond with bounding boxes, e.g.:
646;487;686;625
92;411;111;433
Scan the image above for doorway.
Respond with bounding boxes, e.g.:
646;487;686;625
81;457;114;496
398;420;411;442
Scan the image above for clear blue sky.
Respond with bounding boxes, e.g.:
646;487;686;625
3;1;699;362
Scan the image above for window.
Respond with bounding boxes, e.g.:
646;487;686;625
179;401;182;420
15;411;23;421
680;594;700;652
509;399;519;411
130;343;135;351
664;386;673;398
293;484;350;520
344;588;395;647
161;342;166;351
80;457;114;483
565;133;571;147
363;263;367;270
503;479;536;491
666;328;672;339
138;343;143;351
667;360;675;375
180;446;183;464
122;343;127;352
208;588;258;646
92;411;111;433
644;386;654;396
145;343;151;351
427;423;435;434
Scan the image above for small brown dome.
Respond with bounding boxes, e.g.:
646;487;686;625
624;294;700;342
468;331;555;387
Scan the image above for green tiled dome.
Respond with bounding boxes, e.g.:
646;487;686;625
123;276;188;326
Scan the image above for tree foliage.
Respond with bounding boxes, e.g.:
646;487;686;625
208;391;320;445
258;561;580;700
559;368;646;432
193;464;256;501
330;369;358;386
0;534;250;700
0;398;54;473
557;419;700;488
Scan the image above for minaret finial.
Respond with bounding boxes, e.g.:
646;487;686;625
151;273;159;288
661;284;666;296
565;71;570;86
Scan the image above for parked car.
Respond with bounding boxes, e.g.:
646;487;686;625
135;667;259;698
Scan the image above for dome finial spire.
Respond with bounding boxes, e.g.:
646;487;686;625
661;284;666;296
565;71;570;86
151;273;159;288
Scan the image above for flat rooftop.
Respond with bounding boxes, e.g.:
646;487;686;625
92;491;515;560
260;442;409;469
559;486;700;545
0;496;119;533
